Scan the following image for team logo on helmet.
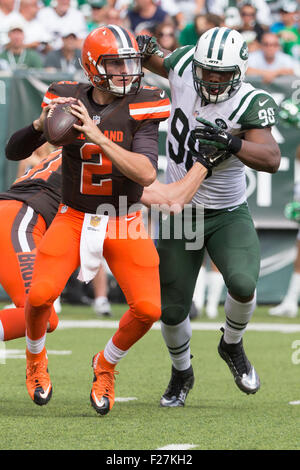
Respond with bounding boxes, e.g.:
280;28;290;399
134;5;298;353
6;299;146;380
240;42;249;61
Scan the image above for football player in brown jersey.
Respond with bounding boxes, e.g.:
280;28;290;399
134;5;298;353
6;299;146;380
0;150;62;343
5;25;172;413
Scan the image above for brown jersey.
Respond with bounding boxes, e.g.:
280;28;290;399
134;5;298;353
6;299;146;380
42;81;170;214
0;150;62;228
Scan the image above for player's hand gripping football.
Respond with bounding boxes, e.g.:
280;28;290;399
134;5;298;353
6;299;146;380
136;35;164;60
192;117;243;155
33;97;77;132
71;100;104;144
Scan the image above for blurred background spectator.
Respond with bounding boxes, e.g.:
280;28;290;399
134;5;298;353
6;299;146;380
155;21;179;51
207;0;272;29
11;0;52;54
86;0;109;32
0;21;43;69
247;31;300;82
124;0;170;35
0;0;19;48
237;1;265;52
36;0;87;50
270;1;300;60
44;30;82;72
179;12;222;46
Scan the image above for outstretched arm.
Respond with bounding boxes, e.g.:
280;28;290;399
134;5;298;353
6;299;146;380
141;163;207;212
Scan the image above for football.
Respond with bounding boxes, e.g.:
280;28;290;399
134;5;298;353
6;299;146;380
43;100;82;146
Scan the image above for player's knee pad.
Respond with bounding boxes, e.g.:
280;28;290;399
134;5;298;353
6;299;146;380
227;273;256;300
161;304;188;326
133;300;161;323
28;280;57;308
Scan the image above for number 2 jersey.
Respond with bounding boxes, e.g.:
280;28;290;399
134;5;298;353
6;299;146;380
0;150;62;228
164;46;279;209
42;81;171;214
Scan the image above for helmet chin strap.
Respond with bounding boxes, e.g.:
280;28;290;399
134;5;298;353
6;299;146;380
108;78;132;95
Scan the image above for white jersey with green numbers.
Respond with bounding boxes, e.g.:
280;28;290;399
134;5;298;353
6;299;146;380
163;45;278;209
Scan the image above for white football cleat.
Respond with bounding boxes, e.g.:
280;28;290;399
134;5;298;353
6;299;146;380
269;302;298;318
94;297;112;317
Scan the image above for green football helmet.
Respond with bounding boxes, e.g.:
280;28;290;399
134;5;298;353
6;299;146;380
192;27;248;104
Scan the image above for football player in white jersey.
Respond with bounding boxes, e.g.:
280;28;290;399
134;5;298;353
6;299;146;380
137;27;281;407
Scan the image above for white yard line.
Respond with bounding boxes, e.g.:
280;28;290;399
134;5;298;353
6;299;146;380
115;397;137;402
156;444;198;450
57;320;300;334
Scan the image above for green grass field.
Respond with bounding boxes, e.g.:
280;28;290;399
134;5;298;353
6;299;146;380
0;302;300;451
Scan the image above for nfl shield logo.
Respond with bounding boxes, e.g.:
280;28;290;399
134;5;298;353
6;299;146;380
93;115;101;125
90;216;101;227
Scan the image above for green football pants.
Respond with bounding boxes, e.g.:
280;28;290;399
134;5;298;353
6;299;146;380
157;203;260;325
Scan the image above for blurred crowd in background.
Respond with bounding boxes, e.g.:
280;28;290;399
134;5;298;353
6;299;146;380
0;0;300;82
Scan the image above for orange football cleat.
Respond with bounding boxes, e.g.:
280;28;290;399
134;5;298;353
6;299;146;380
26;347;52;406
90;351;118;416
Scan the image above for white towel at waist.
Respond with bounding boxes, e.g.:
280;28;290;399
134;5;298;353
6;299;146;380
77;213;109;283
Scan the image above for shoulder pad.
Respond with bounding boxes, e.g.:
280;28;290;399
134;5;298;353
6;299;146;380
164;45;195;76
129;87;171;121
237;91;278;129
41;81;80;108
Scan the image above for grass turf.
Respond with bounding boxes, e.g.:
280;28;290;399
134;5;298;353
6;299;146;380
0;302;300;450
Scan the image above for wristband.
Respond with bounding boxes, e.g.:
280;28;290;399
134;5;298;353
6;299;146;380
228;135;242;154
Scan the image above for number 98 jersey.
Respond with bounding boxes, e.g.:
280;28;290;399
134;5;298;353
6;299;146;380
164;45;278;209
42;81;171;215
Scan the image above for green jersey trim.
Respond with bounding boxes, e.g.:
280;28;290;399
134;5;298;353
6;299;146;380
228;90;256;121
164;46;195;76
238;93;278;129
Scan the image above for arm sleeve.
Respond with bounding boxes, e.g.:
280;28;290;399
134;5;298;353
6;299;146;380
132;120;160;170
5;124;47;161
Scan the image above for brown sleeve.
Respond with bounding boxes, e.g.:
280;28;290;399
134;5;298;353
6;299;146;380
132;120;160;170
5;124;47;161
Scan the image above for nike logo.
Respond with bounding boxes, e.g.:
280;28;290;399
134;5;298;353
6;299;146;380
125;215;136;221
39;384;52;399
259;98;269;106
160;90;165;98
227;206;240;212
92;392;106;408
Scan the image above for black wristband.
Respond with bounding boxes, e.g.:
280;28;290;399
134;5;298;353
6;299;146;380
31;122;43;134
228;135;242;154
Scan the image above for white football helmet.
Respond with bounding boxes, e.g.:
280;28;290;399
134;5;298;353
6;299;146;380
192;27;249;104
